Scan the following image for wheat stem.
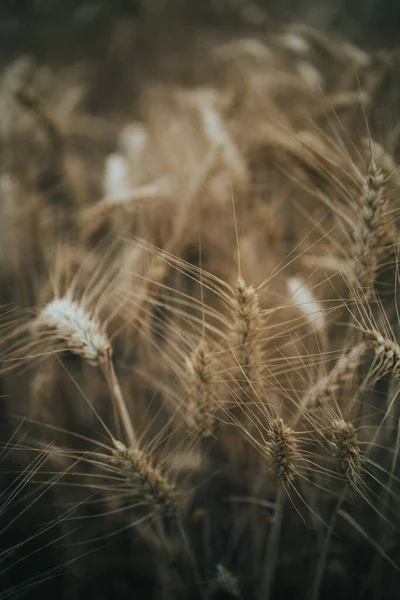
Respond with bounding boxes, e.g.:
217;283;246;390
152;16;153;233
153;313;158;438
101;348;137;447
310;487;347;600
259;484;285;600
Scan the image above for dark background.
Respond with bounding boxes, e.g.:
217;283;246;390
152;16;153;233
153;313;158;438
0;0;399;53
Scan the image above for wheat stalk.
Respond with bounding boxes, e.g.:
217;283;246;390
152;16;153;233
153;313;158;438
259;417;300;598
35;295;137;446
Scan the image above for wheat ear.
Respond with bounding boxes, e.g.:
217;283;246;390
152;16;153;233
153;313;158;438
36;296;137;446
311;419;362;597
185;341;215;437
364;328;400;380
230;276;262;400
299;343;366;415
260;418;298;599
331;419;362;486
111;439;176;515
266;417;299;486
36;296;110;367
353;160;384;292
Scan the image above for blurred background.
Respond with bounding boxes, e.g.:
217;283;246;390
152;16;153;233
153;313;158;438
1;0;399;63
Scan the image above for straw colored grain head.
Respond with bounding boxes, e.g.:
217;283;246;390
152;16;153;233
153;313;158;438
111;439;177;515
35;295;110;367
331;419;362;486
267;417;299;486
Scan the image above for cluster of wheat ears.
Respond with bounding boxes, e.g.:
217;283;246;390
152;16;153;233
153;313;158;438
0;15;399;600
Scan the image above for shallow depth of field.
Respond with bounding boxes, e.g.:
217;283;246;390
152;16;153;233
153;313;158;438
0;2;400;599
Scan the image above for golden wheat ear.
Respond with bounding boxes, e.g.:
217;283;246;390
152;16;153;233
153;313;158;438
35;296;110;367
331;419;362;487
184;341;216;438
110;439;177;516
298;343;366;418
351;159;386;296
363;328;400;379
33;294;138;446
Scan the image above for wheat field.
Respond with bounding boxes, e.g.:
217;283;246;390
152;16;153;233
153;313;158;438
0;2;399;599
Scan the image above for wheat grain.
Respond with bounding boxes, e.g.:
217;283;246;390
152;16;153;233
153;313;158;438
35;296;110;367
35;294;137;446
331;419;362;486
353;160;385;291
230;276;262;396
111;439;177;515
185;341;215;437
364;328;400;379
267;418;298;486
301;344;366;412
